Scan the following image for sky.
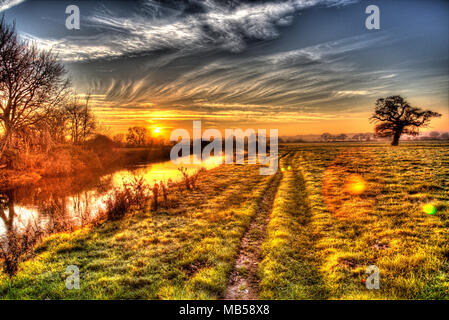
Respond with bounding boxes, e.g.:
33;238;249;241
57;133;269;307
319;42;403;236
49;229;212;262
1;0;448;136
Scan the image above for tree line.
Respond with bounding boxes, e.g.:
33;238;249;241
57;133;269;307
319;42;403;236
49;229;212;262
112;127;166;148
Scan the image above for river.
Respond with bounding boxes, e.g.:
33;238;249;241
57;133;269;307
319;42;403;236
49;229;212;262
0;155;223;241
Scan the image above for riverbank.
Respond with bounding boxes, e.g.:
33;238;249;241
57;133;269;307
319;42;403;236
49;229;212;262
0;162;271;299
0;145;171;190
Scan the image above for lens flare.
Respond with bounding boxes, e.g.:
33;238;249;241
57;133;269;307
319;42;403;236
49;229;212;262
423;203;436;215
322;148;382;220
287;165;292;171
281;167;285;172
345;174;366;195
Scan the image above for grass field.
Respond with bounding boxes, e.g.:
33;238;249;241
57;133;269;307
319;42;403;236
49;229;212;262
263;142;449;299
1;142;448;299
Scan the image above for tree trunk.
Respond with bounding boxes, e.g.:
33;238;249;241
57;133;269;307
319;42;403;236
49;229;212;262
0;140;7;163
391;130;402;146
0;129;11;163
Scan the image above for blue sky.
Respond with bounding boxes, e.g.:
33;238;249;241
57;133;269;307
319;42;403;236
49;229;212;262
1;0;448;134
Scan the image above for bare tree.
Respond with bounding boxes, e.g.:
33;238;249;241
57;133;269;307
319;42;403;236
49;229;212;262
126;126;149;146
45;107;68;144
0;18;68;163
65;94;96;144
370;95;441;146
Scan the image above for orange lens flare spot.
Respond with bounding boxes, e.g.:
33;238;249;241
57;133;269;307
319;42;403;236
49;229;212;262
345;174;366;195
423;203;436;215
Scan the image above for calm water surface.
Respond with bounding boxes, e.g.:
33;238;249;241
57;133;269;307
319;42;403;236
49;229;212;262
0;155;223;239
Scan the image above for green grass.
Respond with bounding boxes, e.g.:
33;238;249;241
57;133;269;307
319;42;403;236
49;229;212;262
0;163;272;299
1;141;448;300
258;154;328;299
279;141;449;299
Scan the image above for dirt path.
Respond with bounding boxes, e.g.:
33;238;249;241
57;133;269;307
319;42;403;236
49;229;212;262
223;170;282;300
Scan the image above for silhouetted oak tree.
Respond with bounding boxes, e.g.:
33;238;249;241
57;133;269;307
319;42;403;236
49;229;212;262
370;96;441;146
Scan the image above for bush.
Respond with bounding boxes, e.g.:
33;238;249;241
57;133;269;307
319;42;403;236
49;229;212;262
178;167;206;191
102;177;151;221
151;180;173;210
0;222;43;277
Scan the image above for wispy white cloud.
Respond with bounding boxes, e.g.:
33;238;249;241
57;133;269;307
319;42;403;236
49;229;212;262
0;0;25;12
23;0;357;61
80;33;397;123
334;90;373;96
378;73;397;79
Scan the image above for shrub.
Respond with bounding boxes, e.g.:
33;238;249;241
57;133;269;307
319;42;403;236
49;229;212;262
155;180;174;210
102;177;151;221
160;180;168;202
190;167;206;189
0;222;43;277
152;182;159;210
178;167;206;191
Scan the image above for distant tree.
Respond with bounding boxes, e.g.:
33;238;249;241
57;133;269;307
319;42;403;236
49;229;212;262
429;131;440;140
321;133;332;142
126;126;149;146
112;133;125;147
440;132;449;140
85;134;114;154
0;18;68;163
365;133;372;141
354;133;372;142
370;95;441;146
45;108;68;144
65;94;96;144
336;133;347;141
362;133;372;141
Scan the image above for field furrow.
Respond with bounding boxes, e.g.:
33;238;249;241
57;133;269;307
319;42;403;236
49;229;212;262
223;169;282;299
258;153;328;299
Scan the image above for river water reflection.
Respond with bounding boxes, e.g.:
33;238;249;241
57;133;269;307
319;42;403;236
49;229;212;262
0;155;223;240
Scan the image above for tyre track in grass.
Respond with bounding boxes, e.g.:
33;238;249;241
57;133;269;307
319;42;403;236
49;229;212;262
258;151;328;299
223;157;285;300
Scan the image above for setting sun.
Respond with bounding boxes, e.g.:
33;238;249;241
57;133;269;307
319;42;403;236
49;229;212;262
154;127;161;134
